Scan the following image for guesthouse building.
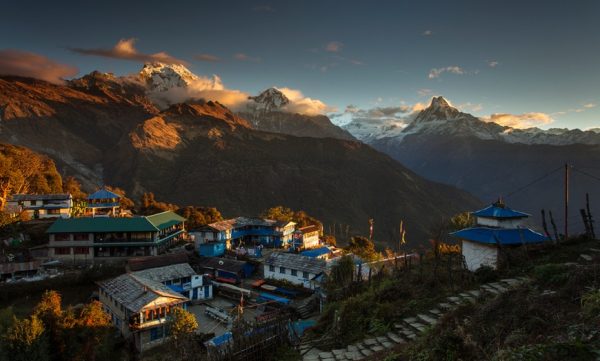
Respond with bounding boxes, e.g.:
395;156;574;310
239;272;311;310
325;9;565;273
7;194;72;219
45;211;186;262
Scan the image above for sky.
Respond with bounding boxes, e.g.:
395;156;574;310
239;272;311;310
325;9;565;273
0;0;599;129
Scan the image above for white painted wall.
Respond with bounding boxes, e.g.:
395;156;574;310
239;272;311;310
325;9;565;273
462;240;499;271
263;265;316;289
476;217;524;229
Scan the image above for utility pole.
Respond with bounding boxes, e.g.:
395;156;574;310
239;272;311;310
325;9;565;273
586;193;596;239
564;163;569;241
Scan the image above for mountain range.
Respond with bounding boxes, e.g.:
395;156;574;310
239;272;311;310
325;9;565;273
0;65;480;246
342;97;600;233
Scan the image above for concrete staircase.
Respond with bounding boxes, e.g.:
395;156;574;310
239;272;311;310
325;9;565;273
301;277;529;361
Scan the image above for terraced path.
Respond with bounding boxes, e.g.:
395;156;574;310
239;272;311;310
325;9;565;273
300;277;530;361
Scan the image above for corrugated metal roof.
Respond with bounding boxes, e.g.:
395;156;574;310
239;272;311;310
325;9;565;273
98;273;187;313
206;217;293;232
127;253;189;271
472;204;530;219
298;225;320;234
46;211;184;234
450;227;549;245
147;211;186;229
300;247;331;258
265;252;326;274
198;257;247;273
0;261;41;274
47;217;157;233
87;189;121;200
133;263;196;283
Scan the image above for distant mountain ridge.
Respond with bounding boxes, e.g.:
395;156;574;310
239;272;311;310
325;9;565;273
0;73;480;246
343;96;600;234
344;96;600;146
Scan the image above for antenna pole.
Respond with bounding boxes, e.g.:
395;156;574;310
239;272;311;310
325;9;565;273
564;163;569;241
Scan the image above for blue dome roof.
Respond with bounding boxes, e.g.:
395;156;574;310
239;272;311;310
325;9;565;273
472;203;529;219
451;227;548;245
87;188;122;200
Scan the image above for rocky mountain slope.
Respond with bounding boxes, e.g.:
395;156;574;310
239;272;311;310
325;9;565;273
0;74;480;245
241;87;356;140
345;97;600;231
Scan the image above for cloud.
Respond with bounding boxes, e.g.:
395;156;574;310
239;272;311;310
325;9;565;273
583;103;596;109
195;54;220;62
253;5;275;12
482;112;553;128
325;41;343;53
70;38;186;65
428;66;466;79
0;49;78;84
487;60;499;68
276;87;335;115
457;102;483;113
422;30;433;36
417;88;433;97
233;53;261;62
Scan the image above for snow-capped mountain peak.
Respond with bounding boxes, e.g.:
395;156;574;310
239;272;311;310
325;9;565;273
413;96;465;123
247;87;290;113
138;62;199;92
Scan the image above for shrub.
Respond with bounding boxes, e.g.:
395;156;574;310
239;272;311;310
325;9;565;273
581;289;600;320
532;263;570;286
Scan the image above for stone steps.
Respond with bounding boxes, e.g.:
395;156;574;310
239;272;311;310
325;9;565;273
302;277;529;360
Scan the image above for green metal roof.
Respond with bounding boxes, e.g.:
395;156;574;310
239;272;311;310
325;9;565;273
146;211;186;230
46;211;185;234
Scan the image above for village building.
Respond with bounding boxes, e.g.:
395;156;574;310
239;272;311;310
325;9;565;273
190;217;296;252
86;188;121;217
6;194;72;219
292;225;321;250
451;200;549;271
197;257;254;284
44;211;185;262
264;252;327;289
98;273;188;352
132;263;213;301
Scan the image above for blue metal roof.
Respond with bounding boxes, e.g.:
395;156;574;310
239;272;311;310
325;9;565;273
300;246;331;258
88;189;121;200
472;204;529;219
450;227;548;245
207;332;232;347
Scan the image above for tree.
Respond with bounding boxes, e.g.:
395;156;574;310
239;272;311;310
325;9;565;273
262;206;323;229
104;186;135;210
167;307;198;360
2;315;49;361
60;301;114;361
322;234;337;247
0;144;63;210
325;255;355;292
62;176;87;200
449;212;475;231
33;290;64;360
139;192;178;215
177;206;223;229
346;236;379;261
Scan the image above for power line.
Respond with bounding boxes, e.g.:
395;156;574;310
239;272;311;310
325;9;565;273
503;165;564;199
572;167;600;184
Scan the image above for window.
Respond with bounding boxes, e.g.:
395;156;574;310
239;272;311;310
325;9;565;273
47;209;61;215
303;271;309;279
73;233;89;241
150;327;164;341
291;269;297;276
30;200;37;206
55;247;70;255
73;247;88;255
269;265;275;272
55;234;70;241
279;267;285;274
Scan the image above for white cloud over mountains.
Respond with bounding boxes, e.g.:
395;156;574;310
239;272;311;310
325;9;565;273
0;49;78;84
70;38;187;65
481;112;554;128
